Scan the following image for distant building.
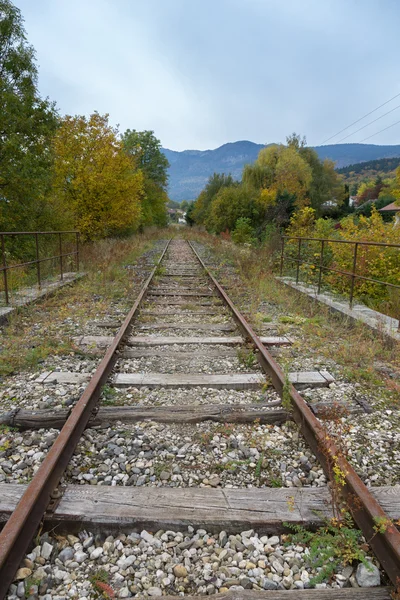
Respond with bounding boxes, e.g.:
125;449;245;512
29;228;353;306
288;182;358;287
378;202;400;226
349;196;358;207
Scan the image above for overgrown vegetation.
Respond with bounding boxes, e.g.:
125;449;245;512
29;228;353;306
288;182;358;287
284;205;400;313
284;515;369;584
0;230;168;376
285;403;375;584
0;1;169;238
185;229;399;390
190;134;348;239
188;130;399;317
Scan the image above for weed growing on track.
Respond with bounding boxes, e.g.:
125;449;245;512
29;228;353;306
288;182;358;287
281;368;292;413
284;402;372;583
90;570;115;599
284;515;369;585
237;347;257;368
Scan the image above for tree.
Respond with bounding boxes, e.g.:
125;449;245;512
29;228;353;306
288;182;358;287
299;147;345;215
206;184;260;233
252;144;313;208
191;173;235;227
185;202;195;226
52;113;143;240
242;161;274;190
274;147;312;206
122;129;169;227
231;217;256;245
0;0;59;231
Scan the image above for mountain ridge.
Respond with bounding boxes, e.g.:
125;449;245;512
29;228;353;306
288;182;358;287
162;141;400;202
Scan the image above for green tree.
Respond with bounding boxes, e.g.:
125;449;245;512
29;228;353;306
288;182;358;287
192;173;235;226
299;147;345;215
0;0;59;231
185;202;195;226
206;184;260;233
231;217;256;245
252;143;313;208
122;129;169;227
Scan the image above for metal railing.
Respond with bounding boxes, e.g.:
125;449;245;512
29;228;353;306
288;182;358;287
280;235;400;319
0;231;80;305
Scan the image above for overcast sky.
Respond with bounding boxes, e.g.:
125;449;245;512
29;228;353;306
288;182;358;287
14;0;400;151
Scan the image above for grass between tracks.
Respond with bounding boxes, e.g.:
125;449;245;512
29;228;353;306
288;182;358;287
0;229;170;377
184;228;400;406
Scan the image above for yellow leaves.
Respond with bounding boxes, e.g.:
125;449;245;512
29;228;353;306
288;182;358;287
286;206;316;237
52;113;142;240
286;495;296;512
259;187;277;208
256;145;313;208
275;147;313;206
332;458;347;489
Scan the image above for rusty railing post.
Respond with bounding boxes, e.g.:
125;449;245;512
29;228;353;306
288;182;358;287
349;242;358;308
1;234;9;306
59;233;63;281
35;233;41;289
76;232;80;272
279;237;285;276
317;239;325;295
295;238;302;284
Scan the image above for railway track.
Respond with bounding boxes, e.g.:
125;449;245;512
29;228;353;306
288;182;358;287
0;238;399;598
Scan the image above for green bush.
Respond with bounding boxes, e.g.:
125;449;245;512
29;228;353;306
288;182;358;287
231;218;257;245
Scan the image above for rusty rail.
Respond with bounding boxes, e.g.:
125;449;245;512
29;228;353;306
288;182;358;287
0;239;171;597
189;240;400;587
280;235;400;309
0;231;80;305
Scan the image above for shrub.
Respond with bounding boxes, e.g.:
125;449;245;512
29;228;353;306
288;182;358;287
231;218;257;245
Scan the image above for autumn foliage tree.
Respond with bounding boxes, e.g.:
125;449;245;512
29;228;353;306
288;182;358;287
52;113;143;240
191;134;345;241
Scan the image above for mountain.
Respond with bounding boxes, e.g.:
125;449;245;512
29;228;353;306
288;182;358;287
337;157;400;187
162;141;400;202
162;141;265;202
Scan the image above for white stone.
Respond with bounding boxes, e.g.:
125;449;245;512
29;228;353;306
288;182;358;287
41;541;54;560
268;536;280;546
74;551;88;564
356;563;380;587
90;547;103;559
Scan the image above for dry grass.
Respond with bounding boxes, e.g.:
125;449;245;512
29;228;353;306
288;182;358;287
185;228;400;396
0;229;170;376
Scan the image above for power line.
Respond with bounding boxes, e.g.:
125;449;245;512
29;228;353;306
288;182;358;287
320;91;400;145
336;103;400;143
359;118;400;143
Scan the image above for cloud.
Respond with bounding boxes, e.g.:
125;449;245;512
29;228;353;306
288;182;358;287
15;0;400;149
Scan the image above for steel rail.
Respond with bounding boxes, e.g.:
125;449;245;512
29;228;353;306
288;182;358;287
0;239;171;597
188;240;400;586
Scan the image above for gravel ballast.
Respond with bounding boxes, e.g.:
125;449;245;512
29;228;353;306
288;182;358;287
6;527;381;598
